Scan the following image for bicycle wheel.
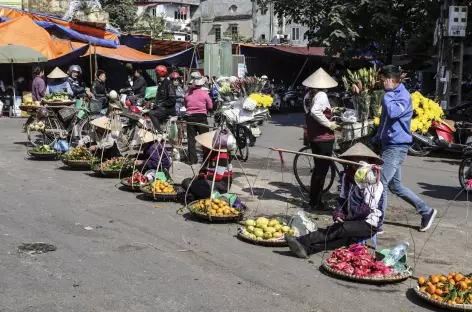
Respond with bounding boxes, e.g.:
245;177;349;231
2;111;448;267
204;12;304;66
458;157;472;190
234;125;249;162
27;117;62;147
293;146;336;194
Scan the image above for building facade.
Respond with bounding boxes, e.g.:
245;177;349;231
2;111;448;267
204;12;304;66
192;0;309;45
135;0;199;41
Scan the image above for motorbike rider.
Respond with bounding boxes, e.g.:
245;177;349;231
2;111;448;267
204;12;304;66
92;70;108;109
67;65;92;99
170;72;185;116
131;68;147;99
261;75;272;94
149;65;176;131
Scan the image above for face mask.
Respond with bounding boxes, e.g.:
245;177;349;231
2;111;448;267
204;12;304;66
354;161;378;188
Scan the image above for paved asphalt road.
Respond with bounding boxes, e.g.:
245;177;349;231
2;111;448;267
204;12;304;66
0;115;470;312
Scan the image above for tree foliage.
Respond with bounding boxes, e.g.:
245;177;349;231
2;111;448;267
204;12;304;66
133;13;173;39
256;0;471;62
101;0;137;32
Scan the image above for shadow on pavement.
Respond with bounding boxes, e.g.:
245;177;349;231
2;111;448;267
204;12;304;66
418;182;468;202
269;113;305;128
405;288;444;312
383;221;418;231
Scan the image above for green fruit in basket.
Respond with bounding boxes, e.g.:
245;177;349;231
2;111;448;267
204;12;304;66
265;227;276;234
263;232;272;240
256;217;269;226
245;219;255;227
255;237;263;241
253;228;264;238
274;224;282;231
272;232;283;239
281;226;290;233
268;219;279;227
258;224;268;231
250;234;257;240
246;225;255;233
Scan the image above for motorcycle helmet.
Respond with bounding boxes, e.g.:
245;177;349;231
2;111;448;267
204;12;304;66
36;107;49;120
108;90;118;100
68;65;82;75
130;106;140;113
125;99;132;107
169;72;181;79
155;65;168;77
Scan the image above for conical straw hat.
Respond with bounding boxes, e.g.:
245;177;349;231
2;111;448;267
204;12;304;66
302;68;338;89
339;143;383;165
47;67;68;79
90;116;112;130
138;129;162;144
195;130;227;152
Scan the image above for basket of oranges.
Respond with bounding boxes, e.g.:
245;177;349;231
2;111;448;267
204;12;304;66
414;272;472;310
188;198;247;222
140;180;185;201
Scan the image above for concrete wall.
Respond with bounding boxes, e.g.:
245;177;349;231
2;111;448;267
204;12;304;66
0;0;22;9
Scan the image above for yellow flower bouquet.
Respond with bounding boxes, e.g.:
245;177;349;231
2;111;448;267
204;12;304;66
249;93;273;109
373;91;444;133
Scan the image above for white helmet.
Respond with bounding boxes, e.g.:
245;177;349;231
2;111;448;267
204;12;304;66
108;90;118;100
261;75;268;80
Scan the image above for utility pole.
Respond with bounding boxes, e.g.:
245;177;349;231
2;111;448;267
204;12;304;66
436;0;467;109
252;1;257;42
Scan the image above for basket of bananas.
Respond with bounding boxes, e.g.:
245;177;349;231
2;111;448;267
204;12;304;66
61;146;99;169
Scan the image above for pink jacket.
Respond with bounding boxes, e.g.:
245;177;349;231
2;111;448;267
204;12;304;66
184;88;213;115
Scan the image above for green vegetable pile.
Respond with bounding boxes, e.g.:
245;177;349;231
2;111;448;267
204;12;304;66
43;92;69;102
33;145;55;154
63;146;98;162
95;157;134;172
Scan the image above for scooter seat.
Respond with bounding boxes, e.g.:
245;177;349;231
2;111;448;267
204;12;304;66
442;120;456;133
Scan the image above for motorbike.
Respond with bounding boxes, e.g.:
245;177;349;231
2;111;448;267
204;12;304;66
270;85;286;112
282;86;305;111
458;146;472;190
409;101;472;156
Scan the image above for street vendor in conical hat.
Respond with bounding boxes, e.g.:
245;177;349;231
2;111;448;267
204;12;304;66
77;116;121;159
133;129;171;175
181;130;237;200
286;143;384;259
45;67;74;99
302;68;340;211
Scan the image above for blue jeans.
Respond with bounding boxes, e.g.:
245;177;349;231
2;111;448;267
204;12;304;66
379;145;431;227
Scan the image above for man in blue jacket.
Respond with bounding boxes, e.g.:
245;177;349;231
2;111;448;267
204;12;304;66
373;65;437;233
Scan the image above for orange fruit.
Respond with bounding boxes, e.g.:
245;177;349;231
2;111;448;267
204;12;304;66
426;293;432;299
419;286;427;293
450;272;456;277
455;274;464;282
435;289;443;296
426;281;433;287
436;282;445;289
431;276;440;284
460;281;468;290
427;285;436;295
449;279;456;285
448;300;454;305
456;297;464;304
418;276;426;286
440;276;447;282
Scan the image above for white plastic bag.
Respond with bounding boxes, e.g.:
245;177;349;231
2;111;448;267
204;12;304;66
110;115;122;139
341;109;358;123
289;211;317;236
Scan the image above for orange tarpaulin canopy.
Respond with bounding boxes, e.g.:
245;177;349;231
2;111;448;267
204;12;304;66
0;6;119;42
72;42;165;62
0;15;73;59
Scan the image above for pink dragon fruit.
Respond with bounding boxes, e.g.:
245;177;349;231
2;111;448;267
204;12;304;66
354;267;370;277
333;261;354;274
348;243;369;256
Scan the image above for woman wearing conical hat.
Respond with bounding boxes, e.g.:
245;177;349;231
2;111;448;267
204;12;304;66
286;143;384;258
45;67;74;99
303;68;339;211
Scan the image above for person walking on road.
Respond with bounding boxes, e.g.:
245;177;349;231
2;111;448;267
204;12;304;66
373;65;437;233
302;68;340;211
184;72;213;165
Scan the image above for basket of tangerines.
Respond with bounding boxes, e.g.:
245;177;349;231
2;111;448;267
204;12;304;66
414;272;472;310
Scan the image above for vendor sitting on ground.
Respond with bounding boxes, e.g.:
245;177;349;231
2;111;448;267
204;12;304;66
286;143;383;259
78;116;121;159
181;130;236;200
133;130;172;174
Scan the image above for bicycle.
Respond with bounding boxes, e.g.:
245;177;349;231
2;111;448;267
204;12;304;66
26;99;101;147
293;146;343;194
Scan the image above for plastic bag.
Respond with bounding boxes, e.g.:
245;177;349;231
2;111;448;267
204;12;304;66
145;86;158;100
144;169;168;182
109;115;122;139
289;211;317;236
341;109;358;123
53;140;69;152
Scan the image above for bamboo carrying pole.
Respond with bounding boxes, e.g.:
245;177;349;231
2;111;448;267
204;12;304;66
270;147;362;167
